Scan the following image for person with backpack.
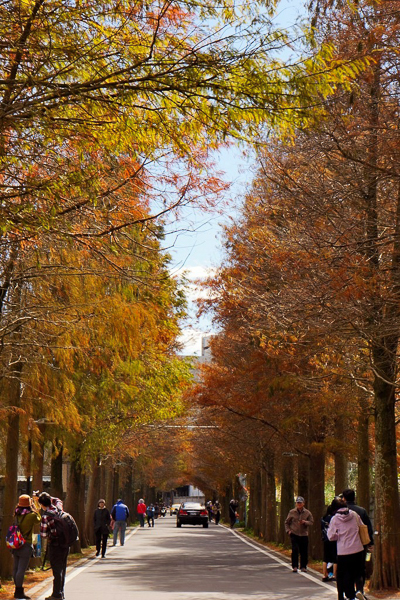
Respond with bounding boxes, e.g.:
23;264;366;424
146;504;155;527
111;499;129;544
93;499;111;558
38;492;78;600
11;494;41;600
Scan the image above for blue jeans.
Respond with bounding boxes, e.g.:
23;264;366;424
113;520;127;545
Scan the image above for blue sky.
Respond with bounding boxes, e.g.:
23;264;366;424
166;0;307;355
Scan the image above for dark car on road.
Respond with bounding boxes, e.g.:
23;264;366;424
176;502;209;528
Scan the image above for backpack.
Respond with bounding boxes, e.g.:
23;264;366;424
6;522;26;550
45;510;79;548
321;517;330;542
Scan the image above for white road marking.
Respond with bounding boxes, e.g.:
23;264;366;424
225;526;337;594
37;527;139;599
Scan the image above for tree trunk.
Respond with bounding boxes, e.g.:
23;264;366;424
122;466;133;521
370;362;400;589
279;455;294;547
264;451;277;542
357;411;370;512
0;399;20;577
249;469;262;536
99;463;107;503
84;459;100;545
247;473;256;531
113;466;120;502
32;438;45;494
65;454;84;552
0;366;23;579
105;464;114;508
297;455;309;502
365;60;400;589
334;416;348;495
50;443;64;500
308;442;325;560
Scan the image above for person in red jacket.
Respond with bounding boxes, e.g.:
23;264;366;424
137;499;146;527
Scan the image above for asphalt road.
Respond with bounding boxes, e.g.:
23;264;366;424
36;516;337;600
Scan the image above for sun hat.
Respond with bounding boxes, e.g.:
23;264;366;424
18;495;31;507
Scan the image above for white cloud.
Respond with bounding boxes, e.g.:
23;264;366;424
178;328;205;356
172;265;218;281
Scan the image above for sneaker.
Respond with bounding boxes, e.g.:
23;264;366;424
95;552;100;557
301;568;308;573
355;593;366;600
292;568;298;572
322;576;330;582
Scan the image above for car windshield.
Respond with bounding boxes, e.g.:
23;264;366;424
181;503;203;509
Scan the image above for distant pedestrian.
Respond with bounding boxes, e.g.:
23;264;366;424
321;501;337;582
212;501;221;525
154;503;160;519
93;499;111;558
11;494;41;600
285;496;314;573
146;504;155;527
38;492;69;600
229;499;239;529
327;497;365;600
111;499;129;545
137;498;146;528
206;501;213;522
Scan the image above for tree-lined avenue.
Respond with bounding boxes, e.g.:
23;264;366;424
36;517;336;600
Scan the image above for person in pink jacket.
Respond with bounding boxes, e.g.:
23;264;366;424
327;498;366;600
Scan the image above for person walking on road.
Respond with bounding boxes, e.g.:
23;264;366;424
321;501;337;582
342;488;373;596
146;504;155;527
327;497;366;600
212;501;221;525
38;492;69;600
137;498;146;528
111;499;129;545
229;499;239;529
12;494;41;600
285;496;314;573
93;499;111;558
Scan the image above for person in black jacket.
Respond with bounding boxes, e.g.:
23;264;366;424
93;499;111;558
321;501;337;582
228;499;238;529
